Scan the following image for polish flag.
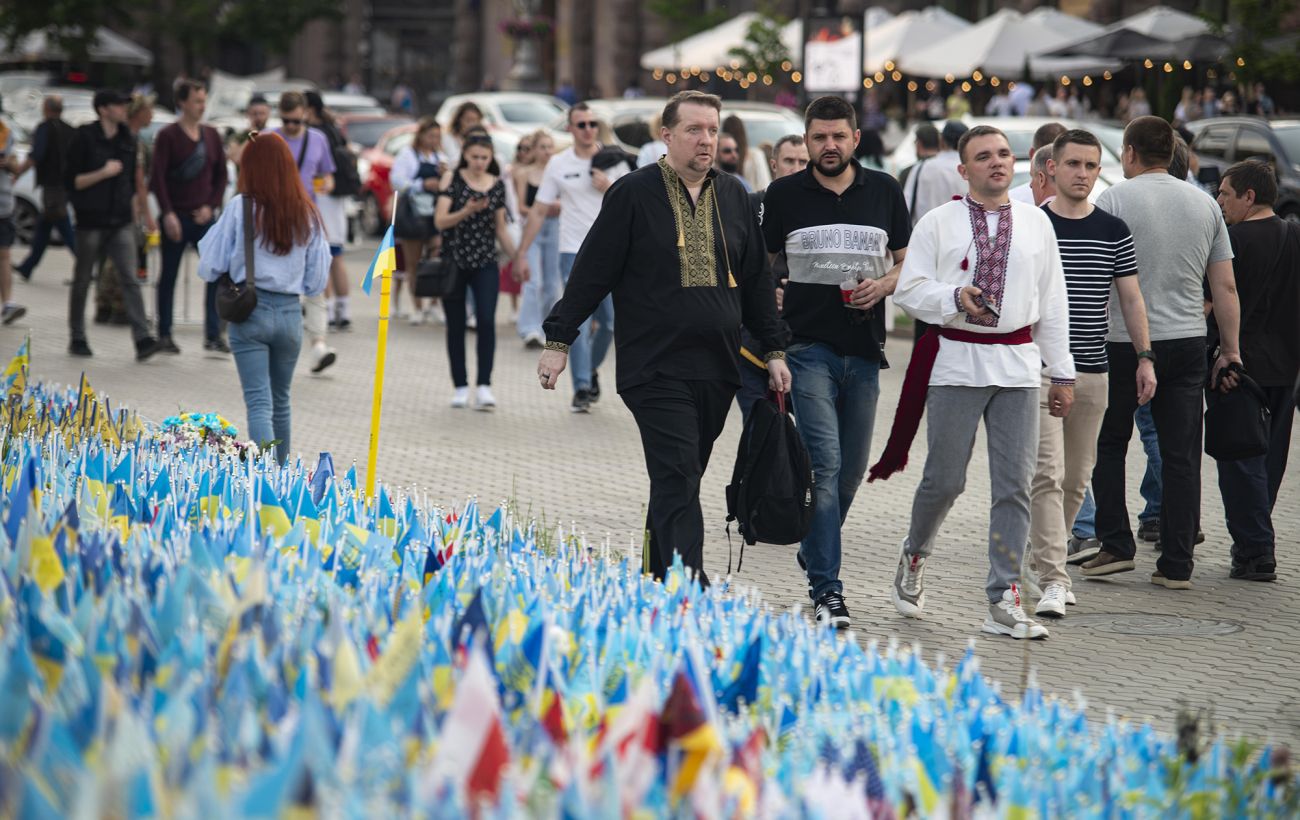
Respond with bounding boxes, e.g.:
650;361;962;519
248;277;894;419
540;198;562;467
422;647;511;806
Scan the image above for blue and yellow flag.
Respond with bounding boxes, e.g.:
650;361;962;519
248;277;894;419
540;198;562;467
2;335;29;399
258;477;292;539
360;226;396;295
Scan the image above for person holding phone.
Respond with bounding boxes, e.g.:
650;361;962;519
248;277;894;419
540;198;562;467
434;134;519;410
875;125;1074;641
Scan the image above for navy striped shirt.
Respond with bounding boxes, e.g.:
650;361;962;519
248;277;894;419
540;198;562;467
1043;205;1138;373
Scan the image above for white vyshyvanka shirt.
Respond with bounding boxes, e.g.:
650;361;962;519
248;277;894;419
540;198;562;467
894;197;1075;388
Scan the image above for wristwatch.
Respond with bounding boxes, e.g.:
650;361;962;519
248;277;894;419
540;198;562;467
1136;349;1157;364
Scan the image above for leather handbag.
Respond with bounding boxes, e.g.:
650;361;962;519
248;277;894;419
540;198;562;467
1204;363;1271;461
394;189;433;240
414;249;462;299
214;197;258;323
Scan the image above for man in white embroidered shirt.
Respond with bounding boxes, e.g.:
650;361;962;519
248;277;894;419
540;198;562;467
869;125;1075;640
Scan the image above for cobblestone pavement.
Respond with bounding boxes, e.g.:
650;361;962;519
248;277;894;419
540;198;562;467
10;239;1299;746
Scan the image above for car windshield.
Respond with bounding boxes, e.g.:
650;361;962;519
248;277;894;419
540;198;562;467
346;118;413;148
733;114;802;149
497;100;565;125
1273;126;1300;168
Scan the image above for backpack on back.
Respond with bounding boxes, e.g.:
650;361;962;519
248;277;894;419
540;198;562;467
323;122;362;197
725;392;815;560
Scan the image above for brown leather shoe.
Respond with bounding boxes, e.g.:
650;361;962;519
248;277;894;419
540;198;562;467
1080;550;1136;577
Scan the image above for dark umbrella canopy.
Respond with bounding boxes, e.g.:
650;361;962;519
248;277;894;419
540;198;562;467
1043;27;1170;60
1150;33;1234;62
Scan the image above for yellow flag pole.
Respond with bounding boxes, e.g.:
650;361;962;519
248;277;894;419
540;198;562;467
365;194;398;499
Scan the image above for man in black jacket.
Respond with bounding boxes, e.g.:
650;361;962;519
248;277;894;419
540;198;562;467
14;95;77;280
536;90;792;584
65;90;158;361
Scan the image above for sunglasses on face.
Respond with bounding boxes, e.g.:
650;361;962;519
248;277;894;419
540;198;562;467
573;121;599;130
281;118;304;126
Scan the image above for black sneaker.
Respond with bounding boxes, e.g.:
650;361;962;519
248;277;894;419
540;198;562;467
204;338;231;355
1137;519;1160;542
1;304;26;325
336;318;352;332
158;336;181;355
1230;558;1277;582
590;371;601;403
68;339;93;357
813;591;850;630
135;337;160;362
570;389;592;413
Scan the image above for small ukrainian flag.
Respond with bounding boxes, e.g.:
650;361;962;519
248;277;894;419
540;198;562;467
360;225;397;295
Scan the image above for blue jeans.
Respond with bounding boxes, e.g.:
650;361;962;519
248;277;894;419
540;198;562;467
559;251;613;393
229;291;303;465
444;262;498;387
16;211;75;275
1072;487;1096;539
159;213;220;341
1135;402;1161;522
786;341;881;600
517;217;561;338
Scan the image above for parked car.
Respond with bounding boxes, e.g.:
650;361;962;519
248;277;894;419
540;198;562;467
321;92;386;116
356;123;519;236
434;92;567;138
884;116;1120;199
336;113;413;151
543;97;805;156
1187;116;1300;223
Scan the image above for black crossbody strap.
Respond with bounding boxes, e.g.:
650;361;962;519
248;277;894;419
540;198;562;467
242;197;256;288
295;131;310;169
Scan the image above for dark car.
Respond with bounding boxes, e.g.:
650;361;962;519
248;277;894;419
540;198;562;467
1187;117;1300;223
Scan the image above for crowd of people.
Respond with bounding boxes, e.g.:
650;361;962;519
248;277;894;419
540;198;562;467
0;81;1295;640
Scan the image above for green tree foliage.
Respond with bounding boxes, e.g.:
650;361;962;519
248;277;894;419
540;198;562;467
0;0;135;63
649;0;729;41
1227;0;1300;85
726;8;791;82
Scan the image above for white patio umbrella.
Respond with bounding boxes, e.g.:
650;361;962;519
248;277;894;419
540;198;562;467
899;8;1097;80
864;6;971;75
0;27;153;67
1109;5;1211;41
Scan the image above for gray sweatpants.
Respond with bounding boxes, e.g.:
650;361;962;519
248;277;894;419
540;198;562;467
70;225;150;344
903;385;1039;602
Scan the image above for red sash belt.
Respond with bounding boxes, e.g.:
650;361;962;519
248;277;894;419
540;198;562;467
867;324;1033;482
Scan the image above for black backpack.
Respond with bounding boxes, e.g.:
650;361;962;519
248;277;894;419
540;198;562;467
725;392;815;569
323;122;362;197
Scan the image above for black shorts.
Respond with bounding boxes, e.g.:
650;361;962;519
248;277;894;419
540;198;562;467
0;217;14;249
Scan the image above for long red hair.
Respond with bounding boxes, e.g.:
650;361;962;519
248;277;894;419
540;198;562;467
238;132;321;255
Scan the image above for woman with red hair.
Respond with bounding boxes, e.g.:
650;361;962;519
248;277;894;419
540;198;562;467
198;132;329;463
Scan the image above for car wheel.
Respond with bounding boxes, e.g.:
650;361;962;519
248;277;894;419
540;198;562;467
1281;207;1300;226
12;199;38;247
360;193;382;237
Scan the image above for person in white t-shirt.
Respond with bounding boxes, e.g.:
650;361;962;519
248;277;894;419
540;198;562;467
515;103;627;412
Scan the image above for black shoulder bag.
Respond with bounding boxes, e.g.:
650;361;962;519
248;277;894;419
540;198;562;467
214;197;258;323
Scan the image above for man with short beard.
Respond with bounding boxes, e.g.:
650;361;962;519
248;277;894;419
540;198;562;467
536;90;791;584
716;133;753;192
760;95;910;630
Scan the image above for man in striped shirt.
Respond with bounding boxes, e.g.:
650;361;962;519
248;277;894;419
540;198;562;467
1027;129;1156;617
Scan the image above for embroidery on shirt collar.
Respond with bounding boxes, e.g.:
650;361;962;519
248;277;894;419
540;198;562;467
963;195;1012;328
658;158;718;288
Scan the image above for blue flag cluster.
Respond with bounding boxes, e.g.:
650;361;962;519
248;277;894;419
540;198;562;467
0;352;1293;817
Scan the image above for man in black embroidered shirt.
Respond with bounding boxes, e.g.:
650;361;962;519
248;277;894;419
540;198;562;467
761;95;910;630
537;90;792;585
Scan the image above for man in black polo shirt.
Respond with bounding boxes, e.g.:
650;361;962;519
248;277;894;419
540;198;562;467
761;95;910;629
65;90;159;361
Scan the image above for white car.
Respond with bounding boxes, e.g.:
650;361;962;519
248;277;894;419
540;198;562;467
885;116;1122;197
544;97;806;156
434;92;568;139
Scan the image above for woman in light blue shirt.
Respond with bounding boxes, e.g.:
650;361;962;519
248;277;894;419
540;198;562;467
198;132;329;463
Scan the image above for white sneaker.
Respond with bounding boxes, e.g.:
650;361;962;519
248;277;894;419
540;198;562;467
466;314;478;330
1066;589;1077;605
474;385;496;411
983;585;1049;640
1035;583;1069;618
409;311;426;326
451;387;470;408
430;305;446;325
891;540;926;619
309;343;336;374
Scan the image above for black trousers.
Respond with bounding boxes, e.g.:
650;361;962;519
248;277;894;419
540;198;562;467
621;378;736;586
1216;384;1296;564
1093;339;1206;580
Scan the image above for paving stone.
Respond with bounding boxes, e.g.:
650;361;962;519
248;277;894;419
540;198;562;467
10;239;1298;745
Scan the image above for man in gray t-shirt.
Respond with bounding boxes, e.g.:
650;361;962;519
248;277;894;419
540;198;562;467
1081;116;1243;589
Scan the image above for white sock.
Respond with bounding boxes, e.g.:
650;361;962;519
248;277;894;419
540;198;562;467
335;296;349;321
